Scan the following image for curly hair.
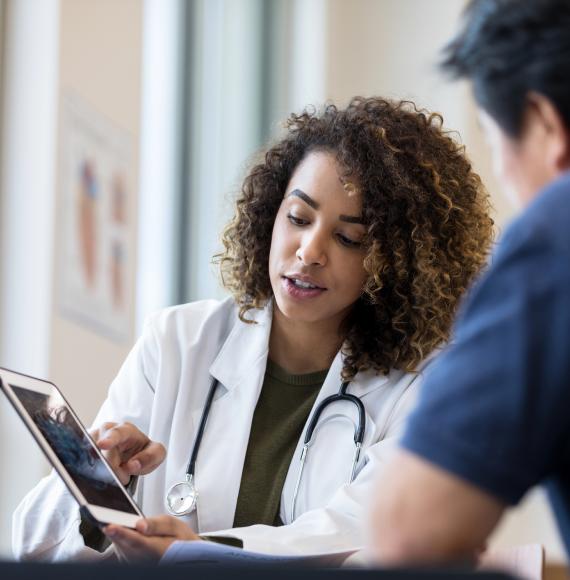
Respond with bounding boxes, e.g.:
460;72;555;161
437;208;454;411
216;97;494;380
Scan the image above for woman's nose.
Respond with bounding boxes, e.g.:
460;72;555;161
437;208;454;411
296;231;327;266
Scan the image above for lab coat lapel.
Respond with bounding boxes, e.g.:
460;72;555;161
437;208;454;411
192;303;272;533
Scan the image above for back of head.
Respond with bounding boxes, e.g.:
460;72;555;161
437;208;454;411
441;0;570;136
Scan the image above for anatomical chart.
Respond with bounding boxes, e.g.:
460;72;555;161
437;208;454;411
58;94;134;342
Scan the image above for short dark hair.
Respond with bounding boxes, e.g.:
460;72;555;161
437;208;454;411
441;0;570;136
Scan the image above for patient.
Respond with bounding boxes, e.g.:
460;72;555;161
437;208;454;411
372;0;570;565
13;97;493;562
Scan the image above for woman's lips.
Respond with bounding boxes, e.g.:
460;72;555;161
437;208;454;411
281;276;327;300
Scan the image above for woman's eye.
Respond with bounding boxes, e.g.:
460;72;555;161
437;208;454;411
337;233;362;248
287;213;308;226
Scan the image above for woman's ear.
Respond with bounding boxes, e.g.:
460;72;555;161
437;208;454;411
526;92;570;172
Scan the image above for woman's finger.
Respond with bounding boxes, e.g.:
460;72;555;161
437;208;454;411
137;515;197;539
136;515;178;536
104;525;160;561
105;525;176;561
89;422;116;443
125;441;167;475
97;422;149;453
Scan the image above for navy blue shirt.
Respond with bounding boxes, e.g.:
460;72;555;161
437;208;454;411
402;172;570;554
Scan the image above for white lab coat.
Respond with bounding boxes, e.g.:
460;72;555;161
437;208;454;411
12;297;428;561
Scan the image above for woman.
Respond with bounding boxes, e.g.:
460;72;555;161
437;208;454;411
13;97;493;561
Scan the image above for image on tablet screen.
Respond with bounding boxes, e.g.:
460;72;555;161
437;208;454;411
10;385;137;514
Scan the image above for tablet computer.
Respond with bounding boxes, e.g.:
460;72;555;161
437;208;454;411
0;367;143;528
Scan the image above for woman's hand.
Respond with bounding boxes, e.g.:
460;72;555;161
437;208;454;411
104;516;200;561
91;422;166;485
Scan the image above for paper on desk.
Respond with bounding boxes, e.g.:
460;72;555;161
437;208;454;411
161;540;354;567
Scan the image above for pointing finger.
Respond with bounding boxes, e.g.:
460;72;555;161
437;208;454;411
124;442;166;475
97;423;149;452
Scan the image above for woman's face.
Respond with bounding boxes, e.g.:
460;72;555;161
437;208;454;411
269;150;368;328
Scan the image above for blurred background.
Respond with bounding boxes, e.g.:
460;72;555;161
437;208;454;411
0;0;564;563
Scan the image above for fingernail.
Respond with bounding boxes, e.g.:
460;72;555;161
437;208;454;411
130;460;141;471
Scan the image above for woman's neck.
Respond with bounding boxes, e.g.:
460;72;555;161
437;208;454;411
268;307;345;375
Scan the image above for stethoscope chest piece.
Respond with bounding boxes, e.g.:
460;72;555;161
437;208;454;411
166;474;198;516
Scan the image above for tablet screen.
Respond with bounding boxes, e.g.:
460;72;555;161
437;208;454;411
11;385;138;514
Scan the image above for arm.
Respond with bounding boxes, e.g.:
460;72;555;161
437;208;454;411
371;225;570;565
12;320;159;561
97;434;408;561
372;449;505;565
87;373;423;562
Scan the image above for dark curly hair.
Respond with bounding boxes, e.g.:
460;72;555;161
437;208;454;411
216;97;494;380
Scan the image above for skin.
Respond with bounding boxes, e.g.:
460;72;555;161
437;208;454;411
479;92;570;208
92;422;166;485
268;150;368;374
100;151;368;561
371;93;570;565
104;516;199;561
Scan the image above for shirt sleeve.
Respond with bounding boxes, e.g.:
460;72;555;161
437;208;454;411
12;317;158;561
402;227;570;505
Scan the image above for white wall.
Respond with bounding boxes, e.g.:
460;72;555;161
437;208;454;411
50;0;142;423
184;0;265;302
0;0;59;558
0;0;143;559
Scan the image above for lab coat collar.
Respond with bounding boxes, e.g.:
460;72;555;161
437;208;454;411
208;301;272;392
209;299;394;397
317;350;394;401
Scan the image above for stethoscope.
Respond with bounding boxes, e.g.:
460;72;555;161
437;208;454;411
165;376;366;520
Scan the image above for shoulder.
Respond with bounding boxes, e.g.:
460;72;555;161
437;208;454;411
356;347;440;407
143;296;240;345
458;178;570;332
499;172;570;259
356;362;433;435
133;297;248;394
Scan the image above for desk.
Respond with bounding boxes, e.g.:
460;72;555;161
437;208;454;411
545;564;570;580
0;561;519;580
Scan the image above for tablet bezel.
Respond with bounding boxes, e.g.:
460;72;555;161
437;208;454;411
0;367;143;528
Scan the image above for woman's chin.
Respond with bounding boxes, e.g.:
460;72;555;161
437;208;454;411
273;297;324;324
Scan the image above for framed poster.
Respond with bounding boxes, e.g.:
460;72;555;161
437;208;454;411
58;93;134;342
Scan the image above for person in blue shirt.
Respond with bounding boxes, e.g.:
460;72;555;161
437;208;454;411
372;0;570;564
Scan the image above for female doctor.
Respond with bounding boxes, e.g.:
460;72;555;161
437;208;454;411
13;97;493;562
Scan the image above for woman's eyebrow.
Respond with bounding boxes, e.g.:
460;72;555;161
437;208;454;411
339;214;365;224
288;188;319;209
288;188;364;223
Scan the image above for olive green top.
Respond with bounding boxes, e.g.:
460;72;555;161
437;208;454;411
232;360;327;528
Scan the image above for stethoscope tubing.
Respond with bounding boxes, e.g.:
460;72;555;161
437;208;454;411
186;376;219;479
290;380;366;520
165;377;220;516
169;375;366;521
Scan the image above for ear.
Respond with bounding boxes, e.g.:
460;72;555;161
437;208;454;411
526;92;570;172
